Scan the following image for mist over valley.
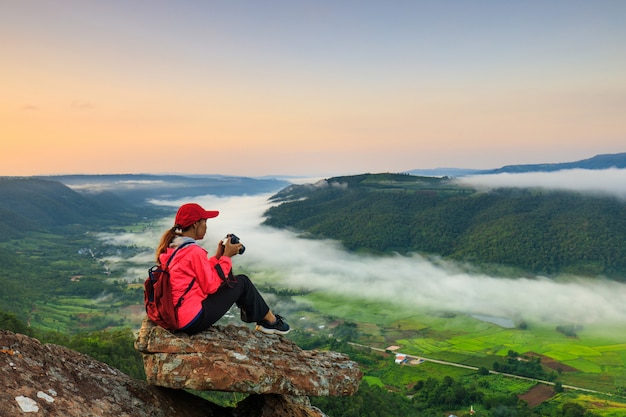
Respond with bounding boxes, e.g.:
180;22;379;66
3;162;626;329
73;166;626;329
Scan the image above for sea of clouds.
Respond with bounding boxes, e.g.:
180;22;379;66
98;169;626;326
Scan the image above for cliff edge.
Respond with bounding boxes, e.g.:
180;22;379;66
1;319;362;416
135;318;361;396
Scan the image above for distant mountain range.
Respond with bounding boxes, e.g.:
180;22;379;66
35;174;289;205
408;152;626;177
0;174;289;241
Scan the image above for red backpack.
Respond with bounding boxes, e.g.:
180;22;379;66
144;241;195;330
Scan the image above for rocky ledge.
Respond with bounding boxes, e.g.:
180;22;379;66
135;318;362;396
1;320;363;417
1;329;218;416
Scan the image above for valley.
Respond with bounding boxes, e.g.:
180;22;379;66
2;172;626;415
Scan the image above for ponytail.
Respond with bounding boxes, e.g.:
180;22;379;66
155;227;178;262
155;224;196;262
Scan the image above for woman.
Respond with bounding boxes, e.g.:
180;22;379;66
155;202;290;335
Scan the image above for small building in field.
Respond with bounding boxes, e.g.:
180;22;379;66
394;354;408;364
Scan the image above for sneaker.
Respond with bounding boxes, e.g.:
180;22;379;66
255;314;290;335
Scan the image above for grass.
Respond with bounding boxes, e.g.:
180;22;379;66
362;376;384;387
471;373;536;395
28;295;141;334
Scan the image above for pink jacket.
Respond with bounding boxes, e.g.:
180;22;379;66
158;239;232;329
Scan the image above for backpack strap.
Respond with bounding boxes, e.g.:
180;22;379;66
214;263;226;281
164;240;196;308
165;240;195;267
214;263;237;288
175;278;196;308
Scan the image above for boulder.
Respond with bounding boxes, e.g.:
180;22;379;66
135;318;362;396
0;330;218;416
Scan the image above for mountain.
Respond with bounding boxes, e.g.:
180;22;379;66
480;152;626;174
407;152;626;177
264;173;626;278
37;174;289;206
0;174;290;241
0;177;145;239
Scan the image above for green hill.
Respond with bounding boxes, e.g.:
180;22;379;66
263;173;626;278
0;177;152;239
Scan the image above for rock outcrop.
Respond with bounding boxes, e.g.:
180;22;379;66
1;320;362;416
135;318;362;396
1;328;353;416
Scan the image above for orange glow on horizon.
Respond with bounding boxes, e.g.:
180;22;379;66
2;2;625;176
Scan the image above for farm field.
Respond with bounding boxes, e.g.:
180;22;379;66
29;296;138;333
295;290;626;413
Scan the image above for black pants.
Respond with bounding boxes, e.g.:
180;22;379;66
180;274;270;335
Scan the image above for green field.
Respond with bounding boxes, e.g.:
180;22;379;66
294;290;626;414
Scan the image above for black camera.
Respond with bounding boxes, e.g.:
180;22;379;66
222;233;245;255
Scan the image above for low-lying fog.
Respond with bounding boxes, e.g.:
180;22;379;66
98;169;626;326
457;167;626;200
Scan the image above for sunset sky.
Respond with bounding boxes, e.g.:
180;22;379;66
2;1;625;177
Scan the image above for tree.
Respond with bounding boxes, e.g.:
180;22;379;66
478;366;490;375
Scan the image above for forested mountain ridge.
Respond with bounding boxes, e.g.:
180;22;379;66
0;177;151;241
263;173;626;279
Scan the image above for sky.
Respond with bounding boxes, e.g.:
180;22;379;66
2;1;625;177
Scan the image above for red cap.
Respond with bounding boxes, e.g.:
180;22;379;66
174;203;219;228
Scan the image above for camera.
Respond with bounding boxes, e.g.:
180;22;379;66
222;233;245;255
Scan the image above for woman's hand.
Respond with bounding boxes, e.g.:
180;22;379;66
218;237;242;258
214;240;225;259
